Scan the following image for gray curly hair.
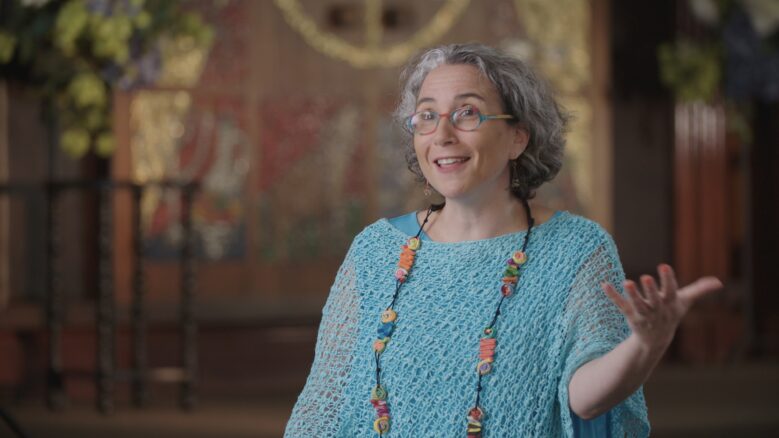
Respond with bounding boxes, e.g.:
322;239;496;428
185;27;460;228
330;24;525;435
394;43;570;200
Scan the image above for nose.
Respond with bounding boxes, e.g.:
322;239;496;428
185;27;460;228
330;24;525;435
432;115;457;146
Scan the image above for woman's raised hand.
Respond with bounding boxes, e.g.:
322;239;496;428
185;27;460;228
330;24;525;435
601;264;723;350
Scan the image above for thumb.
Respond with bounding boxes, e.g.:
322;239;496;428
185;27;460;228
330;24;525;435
680;276;723;304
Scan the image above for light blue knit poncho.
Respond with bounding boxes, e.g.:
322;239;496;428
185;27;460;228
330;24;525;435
285;211;649;437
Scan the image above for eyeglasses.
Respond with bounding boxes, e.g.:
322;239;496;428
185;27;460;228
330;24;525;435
404;105;515;135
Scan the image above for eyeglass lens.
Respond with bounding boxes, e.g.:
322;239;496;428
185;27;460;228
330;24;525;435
409;106;481;134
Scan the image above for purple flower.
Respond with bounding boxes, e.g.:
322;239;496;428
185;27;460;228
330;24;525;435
724;6;779;102
86;0;111;16
137;47;161;85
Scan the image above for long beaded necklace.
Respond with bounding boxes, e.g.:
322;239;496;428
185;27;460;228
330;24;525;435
369;200;535;437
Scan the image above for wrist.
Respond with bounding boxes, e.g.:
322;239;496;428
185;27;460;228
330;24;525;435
628;332;671;359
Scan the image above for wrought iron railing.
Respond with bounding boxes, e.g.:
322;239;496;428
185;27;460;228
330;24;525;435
0;179;199;414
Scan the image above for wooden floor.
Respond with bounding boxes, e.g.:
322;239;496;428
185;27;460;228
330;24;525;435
3;362;778;437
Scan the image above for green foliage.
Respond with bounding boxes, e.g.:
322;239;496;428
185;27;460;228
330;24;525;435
0;0;214;158
658;40;722;102
0;31;16;63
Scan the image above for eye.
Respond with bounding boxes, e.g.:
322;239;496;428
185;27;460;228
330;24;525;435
456;105;478;118
418;111;437;121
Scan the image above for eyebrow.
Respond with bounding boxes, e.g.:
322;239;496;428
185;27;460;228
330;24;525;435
415;92;486;107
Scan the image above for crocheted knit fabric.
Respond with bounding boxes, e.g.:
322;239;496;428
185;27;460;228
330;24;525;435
284;211;650;437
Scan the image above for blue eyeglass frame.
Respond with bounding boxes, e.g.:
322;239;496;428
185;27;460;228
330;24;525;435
404;105;515;135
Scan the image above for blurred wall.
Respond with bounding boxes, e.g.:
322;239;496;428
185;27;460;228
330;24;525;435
108;0;606;322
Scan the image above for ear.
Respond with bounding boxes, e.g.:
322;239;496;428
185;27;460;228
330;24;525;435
509;125;530;160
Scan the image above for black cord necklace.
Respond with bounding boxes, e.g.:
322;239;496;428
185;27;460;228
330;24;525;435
369;199;535;436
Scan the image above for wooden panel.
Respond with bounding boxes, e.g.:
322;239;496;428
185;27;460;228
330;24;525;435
674;102;734;362
674;102;728;285
674;104;697;284
0;81;8;309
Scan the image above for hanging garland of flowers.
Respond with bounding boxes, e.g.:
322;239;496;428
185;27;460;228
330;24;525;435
0;0;214;158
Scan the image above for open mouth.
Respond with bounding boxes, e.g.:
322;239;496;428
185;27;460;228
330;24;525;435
434;157;470;167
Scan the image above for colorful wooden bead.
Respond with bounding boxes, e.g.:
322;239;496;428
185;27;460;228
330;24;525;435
468;406;484;422
381;308;397;323
477;359;493;375
373;339;387;353
371;399;390;417
373;416;390;434
371;385;387;400
479;344;496;355
466;406;484;437
479;338;497;361
398;246;415;270
479;350;495;359
501;276;518;284
394;268;408;281
480;338;497;348
483;327;496;338
399;249;414;259
407;236;420;250
377;322;395;337
501;283;514;297
513;251;527;264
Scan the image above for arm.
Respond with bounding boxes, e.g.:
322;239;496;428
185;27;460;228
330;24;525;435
284;247;361;437
568;265;722;419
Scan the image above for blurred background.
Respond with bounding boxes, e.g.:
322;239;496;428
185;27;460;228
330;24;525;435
0;0;777;437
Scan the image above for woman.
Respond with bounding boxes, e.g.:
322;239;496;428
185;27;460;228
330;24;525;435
284;43;722;437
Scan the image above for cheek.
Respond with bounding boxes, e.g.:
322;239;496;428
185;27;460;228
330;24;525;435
476;142;511;175
413;140;429;168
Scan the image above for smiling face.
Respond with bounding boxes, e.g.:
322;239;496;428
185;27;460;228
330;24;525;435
413;64;528;203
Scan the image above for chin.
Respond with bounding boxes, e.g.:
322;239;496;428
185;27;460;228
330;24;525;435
431;184;471;200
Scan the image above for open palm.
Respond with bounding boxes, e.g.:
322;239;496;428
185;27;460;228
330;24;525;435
602;264;723;349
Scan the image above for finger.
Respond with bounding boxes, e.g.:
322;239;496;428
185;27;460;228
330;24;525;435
625;280;650;314
658;264;679;302
679;276;723;305
602;282;633;316
640;275;661;308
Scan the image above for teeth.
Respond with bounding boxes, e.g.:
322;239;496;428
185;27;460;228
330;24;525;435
436;157;468;165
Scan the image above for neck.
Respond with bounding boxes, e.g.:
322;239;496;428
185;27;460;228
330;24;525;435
426;191;531;242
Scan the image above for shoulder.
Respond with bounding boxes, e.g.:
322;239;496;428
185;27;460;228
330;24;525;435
538;213;625;285
345;217;403;258
356;217;401;240
546;211;617;253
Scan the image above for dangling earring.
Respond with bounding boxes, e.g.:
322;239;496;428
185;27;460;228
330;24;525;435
424;180;433;197
510;160;521;189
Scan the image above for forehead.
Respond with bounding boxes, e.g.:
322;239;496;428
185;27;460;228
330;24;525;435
417;64;500;106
